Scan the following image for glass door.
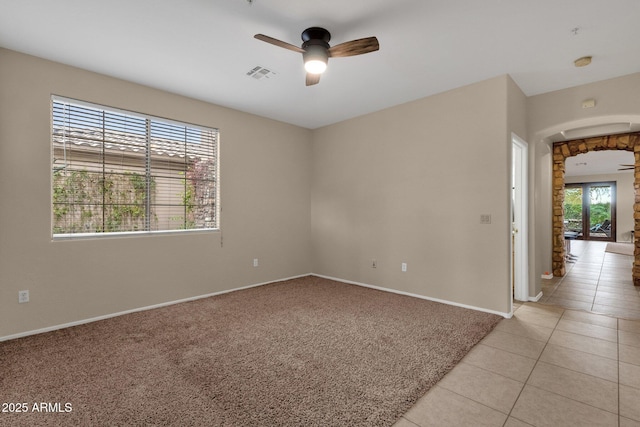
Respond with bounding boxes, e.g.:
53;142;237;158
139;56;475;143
588;184;614;240
563;186;583;235
563;182;616;241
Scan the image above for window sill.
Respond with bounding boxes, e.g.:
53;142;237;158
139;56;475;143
52;228;220;241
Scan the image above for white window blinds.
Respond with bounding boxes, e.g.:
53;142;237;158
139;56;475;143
51;97;219;237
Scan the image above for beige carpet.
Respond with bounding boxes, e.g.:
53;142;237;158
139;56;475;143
0;276;501;426
605;242;634;256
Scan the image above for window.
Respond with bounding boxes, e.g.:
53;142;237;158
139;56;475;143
51;97;219;238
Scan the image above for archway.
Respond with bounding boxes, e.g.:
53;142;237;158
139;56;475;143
552;132;640;285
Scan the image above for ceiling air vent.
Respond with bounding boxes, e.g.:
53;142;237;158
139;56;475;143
246;66;277;80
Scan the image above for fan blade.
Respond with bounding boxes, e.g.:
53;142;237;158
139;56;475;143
619;167;634;171
620;164;635;167
254;34;305;53
328;37;379;58
306;72;321;86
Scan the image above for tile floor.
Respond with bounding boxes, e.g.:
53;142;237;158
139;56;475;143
540;240;640;319
395;241;640;427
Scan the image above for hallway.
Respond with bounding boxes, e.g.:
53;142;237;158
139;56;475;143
539;240;640;319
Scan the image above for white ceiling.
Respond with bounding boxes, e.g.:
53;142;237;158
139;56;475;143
565;150;635;177
1;0;639;129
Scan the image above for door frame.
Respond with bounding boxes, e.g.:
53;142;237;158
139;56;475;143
551;132;640;279
512;134;529;302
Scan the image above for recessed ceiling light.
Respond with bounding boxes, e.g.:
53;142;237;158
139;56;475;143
574;56;592;67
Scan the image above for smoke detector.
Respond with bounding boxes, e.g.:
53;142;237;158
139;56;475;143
574;56;592;67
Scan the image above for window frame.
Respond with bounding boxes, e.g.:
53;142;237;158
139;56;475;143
51;96;220;240
563;181;616;242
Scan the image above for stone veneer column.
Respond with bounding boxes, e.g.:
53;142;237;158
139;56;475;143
634;146;640;286
552;144;567;276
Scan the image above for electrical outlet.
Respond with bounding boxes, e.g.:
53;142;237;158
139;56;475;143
18;290;29;303
253;258;259;267
401;263;407;272
372;259;377;268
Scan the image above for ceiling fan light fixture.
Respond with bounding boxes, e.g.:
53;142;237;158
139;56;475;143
304;59;327;74
303;45;328;74
254;27;378;85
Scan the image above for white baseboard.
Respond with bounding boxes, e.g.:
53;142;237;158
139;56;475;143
2;272;512;342
0;273;310;342
529;291;543;302
311;274;512;318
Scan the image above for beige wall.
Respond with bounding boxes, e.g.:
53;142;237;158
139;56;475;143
11;45;637;338
311;76;518;315
507;76;528;141
565;172;634;243
528;73;640;135
528;72;640;290
0;48;313;338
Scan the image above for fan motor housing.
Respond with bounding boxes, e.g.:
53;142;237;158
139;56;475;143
301;27;331;44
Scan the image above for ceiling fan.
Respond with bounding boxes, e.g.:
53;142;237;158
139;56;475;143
254;27;379;86
618;164;635;171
